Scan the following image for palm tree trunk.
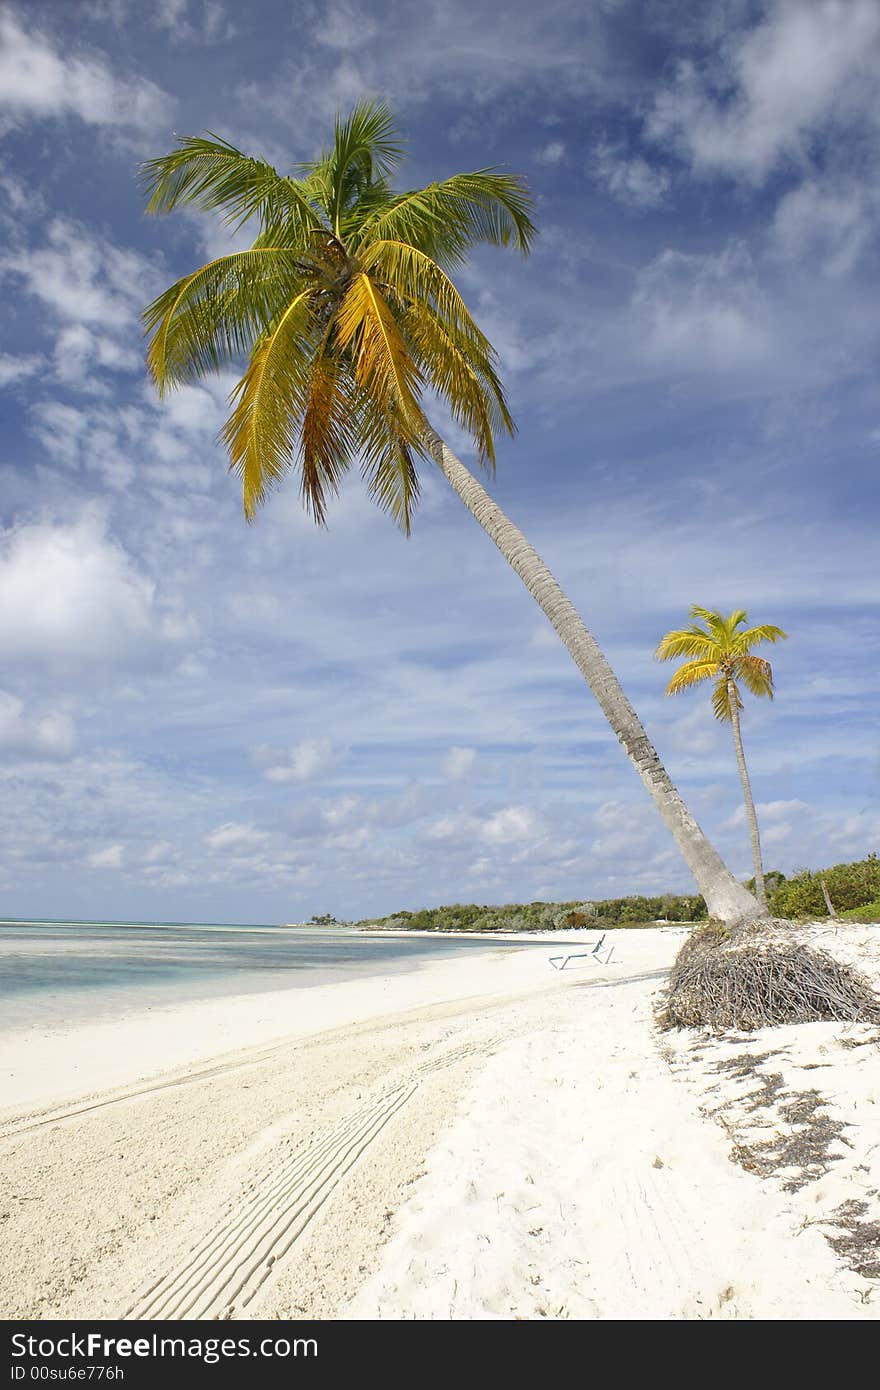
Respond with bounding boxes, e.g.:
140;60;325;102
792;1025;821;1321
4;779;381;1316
424;424;760;925
727;679;768;913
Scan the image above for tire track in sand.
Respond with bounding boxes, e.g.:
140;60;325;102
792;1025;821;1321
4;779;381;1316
125;1034;504;1320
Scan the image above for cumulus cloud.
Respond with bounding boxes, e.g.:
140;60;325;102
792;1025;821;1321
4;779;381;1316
593;140;670;207
254;738;346;784
0;514;178;668
648;0;880;183
0;9;168;132
481;804;538;844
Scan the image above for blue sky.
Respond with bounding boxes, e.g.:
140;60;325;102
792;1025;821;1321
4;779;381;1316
0;0;877;923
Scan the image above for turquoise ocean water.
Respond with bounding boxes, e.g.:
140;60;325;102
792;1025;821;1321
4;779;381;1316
0;920;539;1030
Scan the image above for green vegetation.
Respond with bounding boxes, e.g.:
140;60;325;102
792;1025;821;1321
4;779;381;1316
840;900;880;924
767;855;880;919
354;857;880;932
357;893;708;933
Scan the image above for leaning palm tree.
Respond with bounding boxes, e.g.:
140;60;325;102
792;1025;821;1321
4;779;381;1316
142;102;760;924
656;606;787;912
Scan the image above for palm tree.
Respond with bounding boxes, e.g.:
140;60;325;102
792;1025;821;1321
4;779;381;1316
656;606;787;912
142;102;760;925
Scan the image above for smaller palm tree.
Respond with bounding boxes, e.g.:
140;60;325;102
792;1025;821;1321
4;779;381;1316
655;607;787;913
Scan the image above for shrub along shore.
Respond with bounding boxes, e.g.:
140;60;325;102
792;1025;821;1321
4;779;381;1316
351;854;880;933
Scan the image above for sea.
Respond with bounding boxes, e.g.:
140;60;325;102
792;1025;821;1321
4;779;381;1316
0;919;541;1031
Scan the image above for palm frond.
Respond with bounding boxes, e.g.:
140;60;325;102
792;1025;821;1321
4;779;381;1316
404;305;511;465
734;653;775;699
711;676;740;722
664;660;720;696
361;240;491;342
220;290;317;519
357;390;421;533
141;134;323;237
655;628;717;662
689;605;735;645
355;170;535;266
143;248;306;392
334;273;426;433
736;623;788;649
299;330;359;526
322;101;405;238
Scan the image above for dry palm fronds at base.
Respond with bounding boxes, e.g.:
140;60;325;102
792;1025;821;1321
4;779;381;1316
659;922;880;1032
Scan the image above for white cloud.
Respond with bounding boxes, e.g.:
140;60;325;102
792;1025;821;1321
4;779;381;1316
53;324;140;389
663;704;721;758
481;805;538;844
0;514;172;667
442;746;477;780
771;179;880;277
143;840;174;864
313;1;378;50
648;0;880;183
2;219;157;330
593;140;670;207
0;9;168;132
255;738;345;783
204;822;271;853
631;241;771;373
537;140;566;165
0;690;75;758
724;798;812;830
0;352;43;387
87;843;124;868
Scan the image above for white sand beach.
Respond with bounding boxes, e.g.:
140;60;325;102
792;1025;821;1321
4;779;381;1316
1;925;878;1321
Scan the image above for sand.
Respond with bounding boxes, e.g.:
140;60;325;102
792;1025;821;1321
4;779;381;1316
1;924;878;1321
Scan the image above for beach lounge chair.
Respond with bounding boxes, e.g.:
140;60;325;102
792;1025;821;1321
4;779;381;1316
548;933;614;970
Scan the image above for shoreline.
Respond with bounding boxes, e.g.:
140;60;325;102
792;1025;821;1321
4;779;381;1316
0;935;545;1118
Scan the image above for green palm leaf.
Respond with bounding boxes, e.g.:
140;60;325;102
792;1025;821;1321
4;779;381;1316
144;248;307;392
142;133;324;237
356;170;535;267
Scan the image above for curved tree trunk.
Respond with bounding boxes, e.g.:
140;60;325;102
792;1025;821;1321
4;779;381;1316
727;679;768;913
424;424;760;925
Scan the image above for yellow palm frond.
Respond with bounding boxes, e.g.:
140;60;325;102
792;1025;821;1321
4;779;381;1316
334;273;426;434
735;623;788;650
711;677;741;722
360;240;490;343
664;660;720;696
355;388;421;533
404;306;511;465
220;290;316;519
655;628;717;661
143;248;305;393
